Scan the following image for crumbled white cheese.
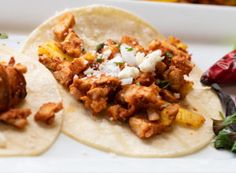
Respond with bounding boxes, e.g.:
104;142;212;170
0;133;6;148
139;50;163;72
99;60;120;77
83;67;94;76
102;49;112;59
118;66;140;79
135;52;146;66
109;53;123;64
121;77;133;85
120;44;136;66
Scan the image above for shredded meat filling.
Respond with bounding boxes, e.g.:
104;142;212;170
134;72;155;86
0;108;31;129
69;57;88;75
59;30;83;57
129;104;179;138
39;55;63;72
74;75;121;114
108;104;135;121
69;76;95;100
117;84;163;109
109;84;165;121
163;66;185;92
53;62;74;88
35;102;63;125
171;56;194;75
121;36;146;53
160;89;179;103
53;13;75;41
38;15;198;139
0;57;27;112
148;37;190;60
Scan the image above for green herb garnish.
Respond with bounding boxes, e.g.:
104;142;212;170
136;82;141;86
114;62;124;66
213;112;236;154
156;79;170;89
214;129;234;150
96;55;103;63
164;51;174;60
0;33;8;39
213;113;236;135
231;141;236;153
126;47;133;51
96;43;105;52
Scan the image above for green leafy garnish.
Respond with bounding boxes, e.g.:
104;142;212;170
114;62;124;66
0;33;8;39
231;141;236;153
96;55;103;63
96;43;105;52
213;113;236;135
213;112;236;154
126;47;133;51
223;113;236;126
164;51;174;59
214;129;233;150
136;82;141;86
156;79;170;89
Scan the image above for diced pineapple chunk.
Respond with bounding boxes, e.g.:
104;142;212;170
168;36;188;51
180;81;193;98
176;108;205;128
38;41;73;61
83;52;95;63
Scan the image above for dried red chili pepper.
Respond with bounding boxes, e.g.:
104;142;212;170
201;50;236;85
200;50;236;119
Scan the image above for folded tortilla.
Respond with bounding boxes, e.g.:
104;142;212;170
0;45;63;156
21;5;222;157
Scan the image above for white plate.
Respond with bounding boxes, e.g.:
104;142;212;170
0;0;235;172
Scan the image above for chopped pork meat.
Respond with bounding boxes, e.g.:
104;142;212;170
0;108;31;129
35;102;63;125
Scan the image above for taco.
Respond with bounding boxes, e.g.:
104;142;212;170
21;5;222;157
0;45;63;156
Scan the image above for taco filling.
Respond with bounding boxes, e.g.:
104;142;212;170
0;57;31;129
38;13;205;139
0;46;63;156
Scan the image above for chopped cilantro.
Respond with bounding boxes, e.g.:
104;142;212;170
126;47;133;51
165;51;174;59
114;62;124;66
0;33;8;39
96;55;103;63
156;79;170;89
96;43;105;52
